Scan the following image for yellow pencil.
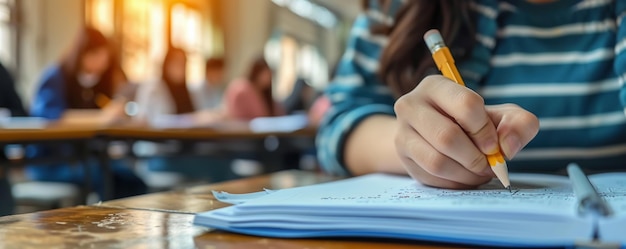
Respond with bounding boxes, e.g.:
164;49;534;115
423;29;511;191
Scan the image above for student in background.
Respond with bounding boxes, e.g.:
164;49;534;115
318;0;626;189
191;58;226;110
136;47;195;121
135;47;234;183
31;27;128;122
308;94;330;127
0;63;27;117
136;48;225;123
224;57;284;120
0;62;26;216
28;27;146;199
282;78;318;115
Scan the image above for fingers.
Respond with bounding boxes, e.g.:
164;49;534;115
419;76;500;155
399;156;473;189
487;104;539;159
400;105;491;176
396;123;493;187
393;75;538;189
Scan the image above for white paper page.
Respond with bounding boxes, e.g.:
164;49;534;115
236;173;578;218
589;173;626;244
249;114;308;133
589;173;626;215
196;173;593;247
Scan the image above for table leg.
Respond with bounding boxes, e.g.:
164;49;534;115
97;139;114;201
74;140;92;204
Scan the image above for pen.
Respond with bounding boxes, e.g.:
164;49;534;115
567;163;612;216
423;29;511;191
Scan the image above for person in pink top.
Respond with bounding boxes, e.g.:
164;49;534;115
225;57;284;120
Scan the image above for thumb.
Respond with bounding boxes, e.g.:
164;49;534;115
487;104;539;159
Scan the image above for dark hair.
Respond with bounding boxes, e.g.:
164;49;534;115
162;47;195;114
377;1;476;96
246;57;275;116
59;27;123;109
205;57;225;72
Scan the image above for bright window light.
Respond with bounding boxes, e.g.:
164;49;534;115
271;0;338;29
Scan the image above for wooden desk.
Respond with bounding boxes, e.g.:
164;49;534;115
0;171;467;249
0;206;460;249
99;170;339;213
1;123;317;201
99;125;317;200
0;124;96;143
102;123;317;141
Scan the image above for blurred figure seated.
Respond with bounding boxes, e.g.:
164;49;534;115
224;57;284;121
190;57;226;111
134;47;234;184
281;78;330;127
308;94;330;127
27;27;147;200
282;78;317;115
0;62;27;216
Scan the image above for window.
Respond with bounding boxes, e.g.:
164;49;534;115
266;34;329;101
85;0;222;84
170;3;203;84
85;0;114;37
0;0;17;71
120;0;165;82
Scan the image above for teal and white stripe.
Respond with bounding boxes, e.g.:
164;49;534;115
318;0;626;176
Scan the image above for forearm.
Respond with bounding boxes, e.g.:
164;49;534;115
344;115;406;175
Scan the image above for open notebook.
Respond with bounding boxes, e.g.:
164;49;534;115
194;165;626;247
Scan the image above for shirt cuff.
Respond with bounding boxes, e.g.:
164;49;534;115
316;104;395;176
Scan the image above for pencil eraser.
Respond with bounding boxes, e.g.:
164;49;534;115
423;29;444;50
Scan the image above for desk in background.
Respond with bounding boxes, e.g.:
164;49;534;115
0;122;318;201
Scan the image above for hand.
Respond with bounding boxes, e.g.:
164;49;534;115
394;75;539;189
100;100;128;125
192;109;227;125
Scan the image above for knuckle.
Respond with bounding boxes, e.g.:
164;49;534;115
404;137;422;157
420;75;445;88
422;152;448;176
434;125;460;150
398;131;423;158
458;91;484;109
455;91;486;124
520;111;540;132
393;96;410;115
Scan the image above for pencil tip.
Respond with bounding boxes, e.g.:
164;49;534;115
506;186;512;193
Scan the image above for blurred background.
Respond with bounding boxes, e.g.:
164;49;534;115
0;0;363;215
0;0;360;105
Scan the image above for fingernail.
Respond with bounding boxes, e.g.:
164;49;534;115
481;138;498;154
503;135;522;158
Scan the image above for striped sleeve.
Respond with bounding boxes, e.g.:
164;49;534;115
316;2;400;176
459;0;498;89
614;0;626;111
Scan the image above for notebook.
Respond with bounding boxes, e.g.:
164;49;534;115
194;164;626;247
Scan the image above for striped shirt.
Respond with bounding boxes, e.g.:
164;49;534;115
317;0;626;176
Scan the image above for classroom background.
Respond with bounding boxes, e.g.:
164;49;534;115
0;0;361;215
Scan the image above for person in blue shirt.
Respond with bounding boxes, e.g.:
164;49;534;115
28;27;146;199
318;0;626;189
0;62;27;216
